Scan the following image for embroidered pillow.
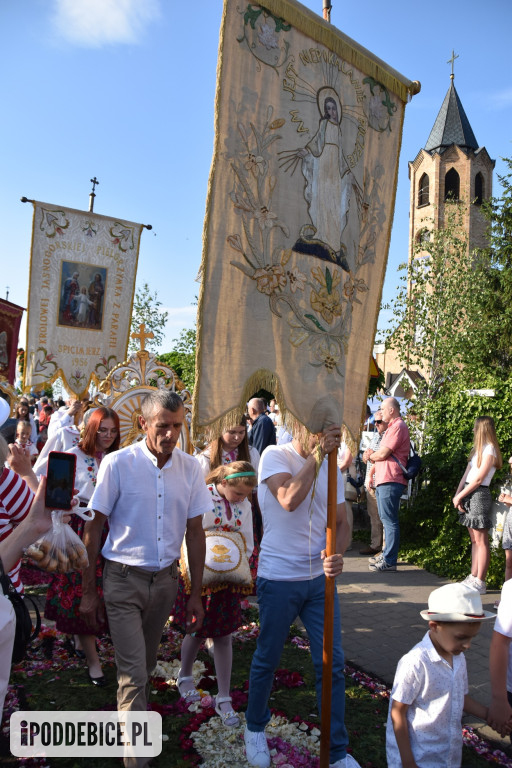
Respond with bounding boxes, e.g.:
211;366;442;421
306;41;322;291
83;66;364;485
180;530;252;595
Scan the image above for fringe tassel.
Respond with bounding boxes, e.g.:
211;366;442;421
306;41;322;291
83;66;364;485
192;364;362;459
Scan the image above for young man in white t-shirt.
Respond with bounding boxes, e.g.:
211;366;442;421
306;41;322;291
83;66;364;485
244;425;360;768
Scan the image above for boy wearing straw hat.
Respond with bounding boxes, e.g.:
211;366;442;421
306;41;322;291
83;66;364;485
386;583;494;768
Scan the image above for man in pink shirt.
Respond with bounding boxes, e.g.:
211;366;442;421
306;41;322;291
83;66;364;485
366;397;410;572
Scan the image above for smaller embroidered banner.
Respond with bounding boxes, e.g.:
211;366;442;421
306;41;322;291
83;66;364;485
193;0;418;442
0;298;25;385
24;202;143;397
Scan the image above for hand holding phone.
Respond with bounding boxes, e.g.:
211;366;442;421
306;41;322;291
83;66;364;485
44;452;77;510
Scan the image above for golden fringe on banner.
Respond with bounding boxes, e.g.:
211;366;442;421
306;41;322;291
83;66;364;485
262;0;420;103
194;365;360;457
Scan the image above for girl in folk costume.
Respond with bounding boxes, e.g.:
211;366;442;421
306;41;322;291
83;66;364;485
197;417;262;572
196;416;260;475
175;461;257;726
38;407;120;686
453;415;502;595
14;399;37;444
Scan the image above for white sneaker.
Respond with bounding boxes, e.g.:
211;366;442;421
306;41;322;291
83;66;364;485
330;755;362;768
368;553;384;564
471;577;487;595
244;727;270;768
461;575;486;594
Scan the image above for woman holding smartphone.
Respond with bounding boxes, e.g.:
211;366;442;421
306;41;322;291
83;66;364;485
35;407;120;685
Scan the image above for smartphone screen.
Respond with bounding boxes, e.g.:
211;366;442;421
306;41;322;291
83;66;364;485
45;451;76;510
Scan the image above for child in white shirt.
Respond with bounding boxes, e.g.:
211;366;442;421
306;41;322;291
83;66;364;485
488;579;512;737
387;583;494;768
14;421;38;465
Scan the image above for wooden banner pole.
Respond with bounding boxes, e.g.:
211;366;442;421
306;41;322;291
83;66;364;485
319;447;338;767
320;2;335;761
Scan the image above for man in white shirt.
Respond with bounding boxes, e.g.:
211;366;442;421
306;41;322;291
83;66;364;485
244;424;360;768
80;391;211;768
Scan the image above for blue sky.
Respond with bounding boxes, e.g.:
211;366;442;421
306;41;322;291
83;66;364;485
1;0;511;353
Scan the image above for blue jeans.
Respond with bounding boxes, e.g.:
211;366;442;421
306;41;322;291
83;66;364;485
376;482;404;566
246;574;348;763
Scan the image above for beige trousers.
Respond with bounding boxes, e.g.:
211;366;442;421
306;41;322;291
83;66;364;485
103;559;178;768
366;489;384;551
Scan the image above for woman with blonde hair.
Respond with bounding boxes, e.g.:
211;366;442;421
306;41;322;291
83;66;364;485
453;415;502;594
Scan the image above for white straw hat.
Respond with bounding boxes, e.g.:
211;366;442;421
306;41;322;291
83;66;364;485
0;398;10;428
420;583;495;622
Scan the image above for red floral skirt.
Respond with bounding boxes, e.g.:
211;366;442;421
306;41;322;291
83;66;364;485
172;576;243;638
44;515;108;636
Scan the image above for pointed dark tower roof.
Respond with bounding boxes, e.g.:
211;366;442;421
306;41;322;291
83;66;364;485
424;79;478;153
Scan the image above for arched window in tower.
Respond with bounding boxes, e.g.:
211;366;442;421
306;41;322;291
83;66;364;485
474;172;484;205
418;173;429;207
415;229;431;249
444;168;460;201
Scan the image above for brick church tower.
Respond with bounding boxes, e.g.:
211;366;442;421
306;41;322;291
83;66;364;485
374;69;495;395
409;71;494;266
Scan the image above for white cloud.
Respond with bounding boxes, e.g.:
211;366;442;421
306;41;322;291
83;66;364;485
51;0;161;47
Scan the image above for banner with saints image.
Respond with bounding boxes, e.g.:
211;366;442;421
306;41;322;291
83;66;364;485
25;201;143;397
194;0;418;442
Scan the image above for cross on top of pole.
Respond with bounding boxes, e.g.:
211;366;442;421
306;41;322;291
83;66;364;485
89;177;99;212
131;323;154;352
447;50;459;80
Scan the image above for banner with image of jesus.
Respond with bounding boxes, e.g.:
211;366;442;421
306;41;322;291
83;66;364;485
25;202;143;397
194;0;419;442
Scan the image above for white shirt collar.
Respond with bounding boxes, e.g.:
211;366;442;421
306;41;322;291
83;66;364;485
139;437;174;469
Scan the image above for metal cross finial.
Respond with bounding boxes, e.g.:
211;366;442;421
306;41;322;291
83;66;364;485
89;177;99;212
447;50;459;79
131;323;154;352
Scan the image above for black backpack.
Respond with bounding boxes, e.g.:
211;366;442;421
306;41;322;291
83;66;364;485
0;559;41;663
392;449;422;481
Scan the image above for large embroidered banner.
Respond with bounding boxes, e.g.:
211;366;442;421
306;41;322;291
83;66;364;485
194;0;419;442
25;202;143;397
0;299;25;385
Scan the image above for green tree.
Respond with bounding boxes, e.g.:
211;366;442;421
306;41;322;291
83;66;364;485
157;326;196;392
382;159;512;586
129;283;169;353
385;200;476;396
468;157;512;375
399;372;509;588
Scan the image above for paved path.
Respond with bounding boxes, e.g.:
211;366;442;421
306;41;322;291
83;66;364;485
339;540;510;753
